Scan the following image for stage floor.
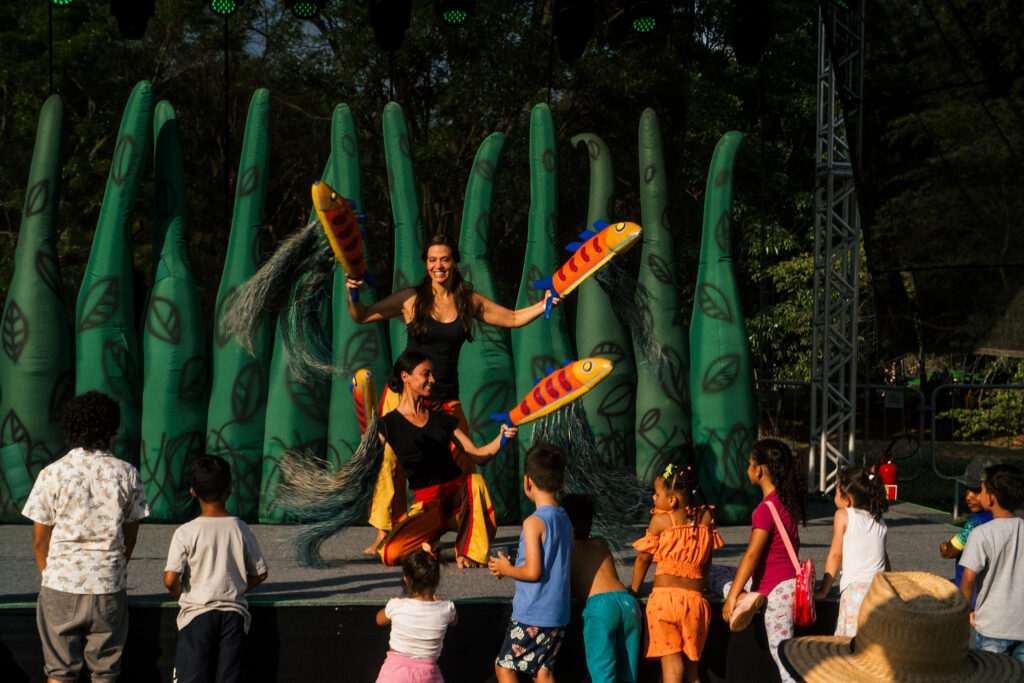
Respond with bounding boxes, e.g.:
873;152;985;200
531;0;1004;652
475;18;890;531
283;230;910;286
0;498;958;606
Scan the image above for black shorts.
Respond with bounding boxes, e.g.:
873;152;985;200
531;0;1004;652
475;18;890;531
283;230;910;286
174;610;247;683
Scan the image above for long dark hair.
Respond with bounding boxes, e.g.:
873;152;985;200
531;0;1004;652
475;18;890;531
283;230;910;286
386;350;432;394
837;467;888;521
408;233;479;341
751;438;807;524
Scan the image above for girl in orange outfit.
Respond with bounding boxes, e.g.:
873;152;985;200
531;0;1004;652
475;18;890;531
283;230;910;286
631;465;723;683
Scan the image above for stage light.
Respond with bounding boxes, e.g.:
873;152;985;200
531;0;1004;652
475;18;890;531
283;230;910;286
207;0;244;17
369;0;411;52
625;0;660;34
553;0;594;62
730;0;772;66
287;0;325;19
435;0;473;26
51;0;74;5
111;0;155;39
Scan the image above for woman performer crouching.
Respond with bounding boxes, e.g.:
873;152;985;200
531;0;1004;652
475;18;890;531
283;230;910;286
375;350;517;567
347;233;558;565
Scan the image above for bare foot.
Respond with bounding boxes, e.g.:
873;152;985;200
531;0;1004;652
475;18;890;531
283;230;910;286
363;529;387;556
456;555;484;569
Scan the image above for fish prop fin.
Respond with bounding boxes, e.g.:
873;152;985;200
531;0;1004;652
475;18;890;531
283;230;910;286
532;276;556;319
577;228;598;241
592;220;611;231
490;412;513;446
566;241;584;252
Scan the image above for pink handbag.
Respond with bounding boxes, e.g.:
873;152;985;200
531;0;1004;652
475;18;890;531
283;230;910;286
766;501;817;627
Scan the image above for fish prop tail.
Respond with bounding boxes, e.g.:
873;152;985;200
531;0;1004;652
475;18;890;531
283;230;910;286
278;416;385;567
490;412;512;446
531;276;555;319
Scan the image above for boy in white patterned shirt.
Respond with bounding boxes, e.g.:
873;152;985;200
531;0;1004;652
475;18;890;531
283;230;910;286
22;391;150;683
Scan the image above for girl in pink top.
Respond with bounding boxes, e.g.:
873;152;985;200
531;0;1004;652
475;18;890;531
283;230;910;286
721;439;807;683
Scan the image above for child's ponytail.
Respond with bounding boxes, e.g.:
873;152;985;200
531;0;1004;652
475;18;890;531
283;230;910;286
751;438;808;524
837;467;888;521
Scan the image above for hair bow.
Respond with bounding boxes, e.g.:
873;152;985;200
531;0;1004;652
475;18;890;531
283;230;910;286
662;463;677;480
421;542;436;558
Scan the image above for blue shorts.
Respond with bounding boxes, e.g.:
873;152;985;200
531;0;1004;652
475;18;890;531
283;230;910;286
582;590;642;683
495;619;565;676
174;610;246;683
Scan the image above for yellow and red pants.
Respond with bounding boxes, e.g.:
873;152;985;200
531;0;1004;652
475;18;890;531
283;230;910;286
378;473;497;566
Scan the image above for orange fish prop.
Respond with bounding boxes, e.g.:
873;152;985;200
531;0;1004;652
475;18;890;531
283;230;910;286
311;180;377;301
533;220;643;318
350;368;378;435
491;358;614;443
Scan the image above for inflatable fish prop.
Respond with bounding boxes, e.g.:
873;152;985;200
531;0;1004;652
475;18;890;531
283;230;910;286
350;368;378;435
533;220;643;318
311;180;377;301
491;358;614;444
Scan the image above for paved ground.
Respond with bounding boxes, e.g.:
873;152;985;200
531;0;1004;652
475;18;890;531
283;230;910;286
0;497;958;607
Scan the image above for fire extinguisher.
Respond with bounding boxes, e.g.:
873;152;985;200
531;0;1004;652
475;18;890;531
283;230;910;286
878;455;898;501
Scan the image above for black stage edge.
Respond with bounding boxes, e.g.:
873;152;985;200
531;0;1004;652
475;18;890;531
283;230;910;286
0;599;839;682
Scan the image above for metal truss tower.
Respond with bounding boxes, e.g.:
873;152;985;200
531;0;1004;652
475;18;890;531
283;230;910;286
810;1;865;493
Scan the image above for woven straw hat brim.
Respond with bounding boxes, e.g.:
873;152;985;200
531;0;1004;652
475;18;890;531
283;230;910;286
781;636;1024;683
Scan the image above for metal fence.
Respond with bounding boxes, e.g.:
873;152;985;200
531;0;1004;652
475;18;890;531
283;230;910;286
755;380;1024;518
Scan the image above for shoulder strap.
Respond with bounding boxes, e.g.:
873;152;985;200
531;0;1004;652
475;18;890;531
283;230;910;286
765;500;801;572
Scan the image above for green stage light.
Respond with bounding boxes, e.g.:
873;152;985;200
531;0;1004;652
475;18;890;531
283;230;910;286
51;0;74;6
625;1;661;35
207;0;243;17
435;0;473;26
287;0;325;18
632;15;656;33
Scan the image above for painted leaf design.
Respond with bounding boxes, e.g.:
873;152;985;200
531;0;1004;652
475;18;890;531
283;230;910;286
589;340;626;365
714;168;731;188
468;379;514;432
146;297;182;345
238;165;260;198
178;356;210;403
474;159;495;182
638;408;661;435
545;212;557;244
77;277;120;333
285;374;329;424
231;361;265;422
714;210;732;256
596;381;635;419
480;324;511;355
2;300;29;363
0;410;29;446
101;339;139;403
647;253;673;286
215;287;238;348
697;284;732;322
702;354;741;394
542;147;556;172
35;250;63;299
24;178;50;217
341;133;355;158
644;163;657;184
530;355;558;383
523;265;545;303
110;135;138;186
343;329;383;368
48;371;74;423
474;211;490;250
399;132;412;159
250;231;263;269
660;206;671;233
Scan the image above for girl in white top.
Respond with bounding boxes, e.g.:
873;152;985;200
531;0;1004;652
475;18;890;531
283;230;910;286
815;467;890;636
376;544;457;682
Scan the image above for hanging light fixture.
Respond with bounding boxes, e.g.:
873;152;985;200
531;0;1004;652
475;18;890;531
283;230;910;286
435;0;473;26
207;0;244;17
286;0;325;19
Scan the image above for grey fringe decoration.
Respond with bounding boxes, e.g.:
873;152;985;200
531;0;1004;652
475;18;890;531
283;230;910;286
277;415;385;567
594;262;668;384
530;401;648;551
220;220;345;381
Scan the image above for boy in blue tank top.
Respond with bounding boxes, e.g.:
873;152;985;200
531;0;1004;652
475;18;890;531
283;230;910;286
489;443;573;682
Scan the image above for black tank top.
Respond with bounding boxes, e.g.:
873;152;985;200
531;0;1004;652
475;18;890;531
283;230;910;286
404;317;468;402
380;410;462;490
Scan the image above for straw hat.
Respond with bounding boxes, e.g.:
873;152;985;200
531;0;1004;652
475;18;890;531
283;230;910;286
780;571;1024;682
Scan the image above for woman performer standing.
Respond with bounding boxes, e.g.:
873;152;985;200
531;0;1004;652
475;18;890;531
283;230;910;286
346;233;558;565
375;350;517;566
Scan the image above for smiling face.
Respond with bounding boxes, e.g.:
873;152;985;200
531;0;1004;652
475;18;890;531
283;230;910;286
425;245;455;285
402;359;435;398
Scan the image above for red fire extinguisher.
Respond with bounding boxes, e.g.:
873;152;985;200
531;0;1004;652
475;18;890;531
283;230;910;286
878;455;898;501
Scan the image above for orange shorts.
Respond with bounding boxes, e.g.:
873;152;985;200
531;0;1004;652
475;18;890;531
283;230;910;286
644;587;711;661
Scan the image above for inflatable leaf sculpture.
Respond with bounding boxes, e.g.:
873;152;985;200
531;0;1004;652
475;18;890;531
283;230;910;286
0;95;72;522
511;103;573;518
634;108;693;482
456;132;519;523
570;133;638;472
75;81;153;466
139;101;209;521
206;89;273;521
690;131;759;523
324;104;392;471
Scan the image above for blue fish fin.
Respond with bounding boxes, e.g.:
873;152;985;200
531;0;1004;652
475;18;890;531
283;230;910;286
545;367;556;375
592;220;611;230
490;412;511;425
566;241;583;252
533;276;553;291
577;229;597;241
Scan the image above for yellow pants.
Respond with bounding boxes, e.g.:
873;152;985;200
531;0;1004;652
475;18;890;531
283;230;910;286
379;473;497;566
368;388;475;531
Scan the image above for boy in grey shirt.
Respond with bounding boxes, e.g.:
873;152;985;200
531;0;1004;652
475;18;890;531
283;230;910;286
960;463;1024;662
164;455;268;683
